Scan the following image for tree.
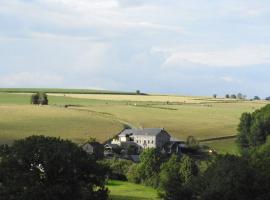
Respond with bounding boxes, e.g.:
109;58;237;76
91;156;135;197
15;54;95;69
192;155;270;200
225;94;230;98
136;90;140;95
102;158;133;181
230;94;236;99
186;136;199;150
31;93;39;104
158;155;198;200
159;155;183;200
127;164;141;184
31;92;48;105
250;139;270;178
0;136;109;200
236;112;252;151
254;96;260;100
212;94;217;98
179;155;198;184
237;105;270;151
237;93;243;99
136;148;164;187
38;92;48;105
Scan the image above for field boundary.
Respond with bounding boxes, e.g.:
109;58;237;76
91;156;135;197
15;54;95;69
0;88;148;95
199;135;237;142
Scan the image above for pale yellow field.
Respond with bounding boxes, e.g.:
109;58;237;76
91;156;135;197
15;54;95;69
49;93;240;103
0;105;123;144
0;92;268;149
69;101;267;140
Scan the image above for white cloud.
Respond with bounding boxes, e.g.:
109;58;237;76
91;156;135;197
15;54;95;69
164;47;270;68
0;72;64;87
220;76;242;83
29;32;99;41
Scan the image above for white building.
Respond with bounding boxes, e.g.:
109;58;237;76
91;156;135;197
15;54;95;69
117;128;171;149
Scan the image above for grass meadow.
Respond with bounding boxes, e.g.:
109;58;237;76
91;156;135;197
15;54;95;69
0;91;268;154
0;98;123;144
107;180;160;200
201;138;239;155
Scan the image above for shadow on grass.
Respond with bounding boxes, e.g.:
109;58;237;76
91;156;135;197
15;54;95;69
107;181;123;186
111;195;158;200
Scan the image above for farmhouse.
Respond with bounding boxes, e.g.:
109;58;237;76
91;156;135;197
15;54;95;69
116;128;171;149
82;141;104;159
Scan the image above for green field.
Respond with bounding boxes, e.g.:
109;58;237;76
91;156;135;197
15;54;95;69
70;101;266;140
108;180;160;200
202;138;239;155
0;91;268;154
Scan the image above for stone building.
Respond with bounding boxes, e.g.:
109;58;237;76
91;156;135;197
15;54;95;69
117;128;171;149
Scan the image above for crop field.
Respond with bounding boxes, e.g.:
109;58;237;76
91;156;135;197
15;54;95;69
0;103;123;145
108;180;160;200
0;91;268;154
70;101;266;140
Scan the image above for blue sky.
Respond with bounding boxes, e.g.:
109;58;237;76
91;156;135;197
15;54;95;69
0;0;270;97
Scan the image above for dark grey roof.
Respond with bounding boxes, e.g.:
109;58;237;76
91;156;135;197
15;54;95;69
119;128;168;137
104;143;119;149
129;155;140;162
170;137;185;142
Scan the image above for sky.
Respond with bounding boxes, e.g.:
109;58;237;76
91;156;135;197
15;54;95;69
0;0;270;97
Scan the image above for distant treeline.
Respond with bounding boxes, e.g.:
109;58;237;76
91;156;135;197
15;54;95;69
0;88;148;95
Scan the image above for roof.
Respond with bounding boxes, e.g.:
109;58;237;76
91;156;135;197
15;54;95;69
119;128;169;137
81;141;102;148
104;143;119;149
129;155;140;162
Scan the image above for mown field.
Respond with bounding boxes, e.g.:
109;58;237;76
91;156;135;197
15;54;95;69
0;91;268;154
0;93;124;145
108;180;160;200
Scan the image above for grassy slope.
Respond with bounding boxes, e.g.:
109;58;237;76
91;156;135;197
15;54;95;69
49;93;267;140
202;138;239;155
77;102;266;140
108;180;160;200
0;94;123;144
0;92;268;154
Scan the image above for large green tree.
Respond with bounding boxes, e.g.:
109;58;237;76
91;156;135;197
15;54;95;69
0;136;108;200
136;148;164;187
31;92;48;105
192;155;270;200
158;155;197;200
237;104;270;151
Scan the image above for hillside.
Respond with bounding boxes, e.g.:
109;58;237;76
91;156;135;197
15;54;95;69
0;90;268;154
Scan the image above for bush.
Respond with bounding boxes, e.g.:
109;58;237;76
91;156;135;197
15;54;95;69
101;158;133;181
0;136;109;200
127;164;141;184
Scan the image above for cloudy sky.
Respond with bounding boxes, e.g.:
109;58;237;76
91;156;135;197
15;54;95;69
0;0;270;97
